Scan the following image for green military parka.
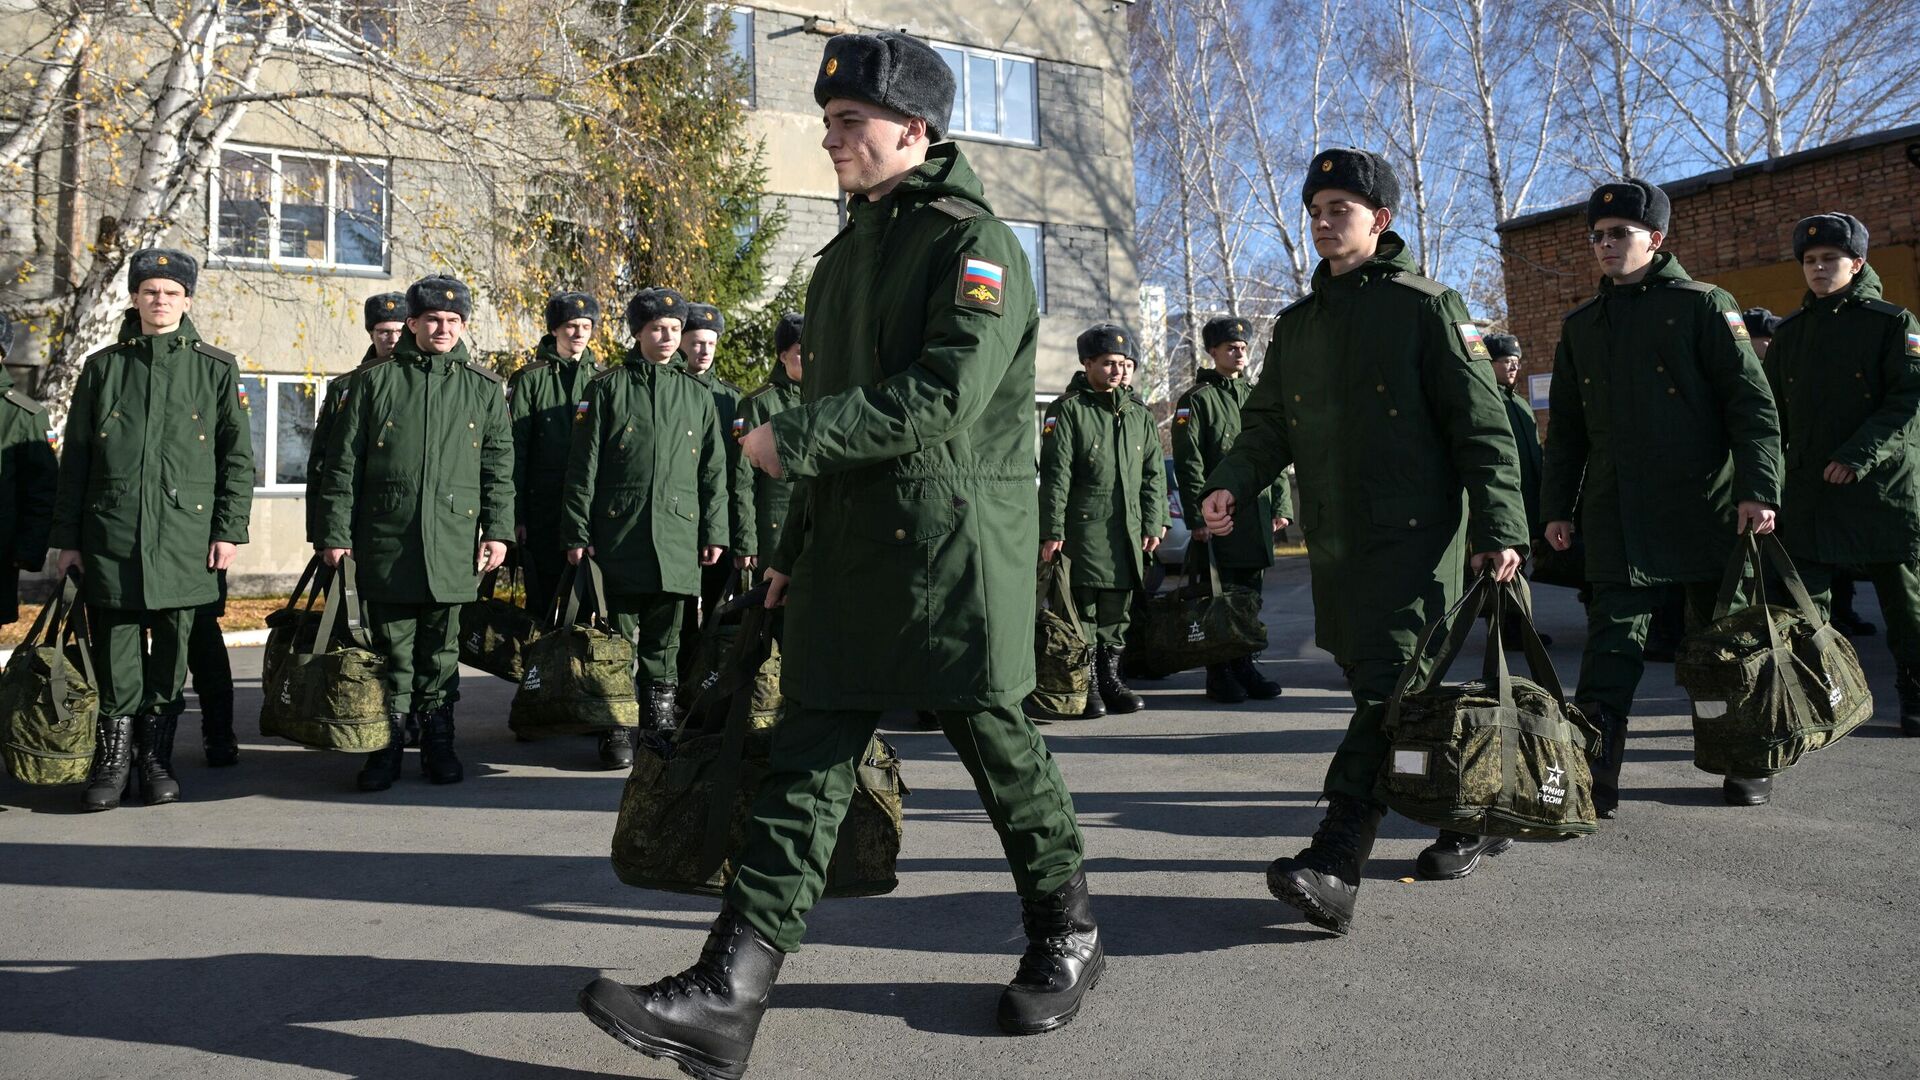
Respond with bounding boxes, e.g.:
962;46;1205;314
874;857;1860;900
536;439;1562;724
677;360;753;553
0;366;58;622
1039;376;1166;590
305;345;378;545
1201;233;1527;664
508;338;602;541
732;364;800;559
1767;264;1920;566
1172;366;1295;570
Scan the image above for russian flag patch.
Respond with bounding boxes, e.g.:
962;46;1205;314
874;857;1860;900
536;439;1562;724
731;417;748;439
1907;331;1920;358
1042;415;1058;437
955;254;1006;314
575;400;590;422
1174;407;1192;425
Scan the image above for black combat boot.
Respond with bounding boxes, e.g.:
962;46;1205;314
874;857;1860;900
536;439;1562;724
419;705;463;785
997;869;1104;1035
598;728;635;769
133;713;182;806
1079;653;1106;719
404;711;422;748
1723;775;1772;806
1415;831;1514;880
200;688;239;767
1228;654;1281;699
1896;664;1920;737
647;682;680;734
1204;663;1247;704
1265;794;1386;935
1587;704;1627;819
1094;647;1141;715
81;715;135;812
356;713;408;792
578;905;785;1080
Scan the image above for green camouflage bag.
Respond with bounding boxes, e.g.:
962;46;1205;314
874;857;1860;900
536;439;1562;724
261;557;325;691
0;573;100;785
1376;574;1604;841
459;566;541;683
259;556;391;752
509;558;640;737
612;590;905;898
1132;542;1266;678
1029;555;1093;717
1675;534;1872;778
677;572;781;726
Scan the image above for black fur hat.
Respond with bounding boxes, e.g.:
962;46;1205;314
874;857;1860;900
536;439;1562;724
813;32;957;141
1484;333;1522;360
684;303;725;336
1302;148;1400;212
1076;322;1135;362
1587;178;1670;233
625;287;689;337
406;275;473;320
1792;213;1869;261
1202;316;1251;350
1742;308;1781;339
127;248;198;296
545;291;601;331
774;312;805;354
364;292;406;330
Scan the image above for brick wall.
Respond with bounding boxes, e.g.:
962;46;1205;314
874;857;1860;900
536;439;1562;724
1039;60;1105;156
1498;126;1920;409
1044;223;1112;319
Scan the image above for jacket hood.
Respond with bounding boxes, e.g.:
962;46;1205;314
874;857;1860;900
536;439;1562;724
870;143;993;215
1801;263;1884;312
537;334;594;367
1596;250;1692;295
116;309;201;344
392;331;470;368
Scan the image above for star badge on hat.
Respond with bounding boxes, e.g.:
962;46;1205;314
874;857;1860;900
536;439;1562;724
826;57;838;75
1602;192;1614;203
384;300;396;310
1116;333;1125;344
574;298;585;307
157;255;169;264
1808;226;1818;235
444;289;455;299
1320;159;1333;172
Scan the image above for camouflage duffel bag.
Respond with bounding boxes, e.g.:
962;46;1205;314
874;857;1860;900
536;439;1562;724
261;556;326;690
677;572;781;724
1675;534;1872;778
1376;574;1603;841
612;593;905;898
509;558;640;738
0;572;100;785
259;556;392;752
459;566;541;683
1131;543;1266;679
1028;554;1092;718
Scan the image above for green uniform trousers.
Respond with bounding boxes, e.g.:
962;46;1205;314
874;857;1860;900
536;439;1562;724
366;601;461;713
1071;586;1133;647
186;603;231;700
89;606;194;718
1326;658;1404;802
726;699;1086;953
1575;581;1720;718
1796;560;1920;667
521;526;570;626
608;592;685;683
677;559;737;681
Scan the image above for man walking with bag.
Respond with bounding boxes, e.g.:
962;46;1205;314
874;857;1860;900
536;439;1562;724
1200;150;1528;933
1540;179;1783;811
1765;212;1920;737
53;248;254;810
316;274;515;792
576;33;1098;1078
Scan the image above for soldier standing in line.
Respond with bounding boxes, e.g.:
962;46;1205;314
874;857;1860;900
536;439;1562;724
0;319;58;627
1483;333;1551;648
1541;179;1783;811
316;275;515;792
675;302;752;667
1034;323;1165;720
507;291;603;623
1200;150;1529;932
561;287;726;737
1765;212;1920;737
1173;316;1293;703
577;34;1100;1076
731;312;804;579
53;248;254;810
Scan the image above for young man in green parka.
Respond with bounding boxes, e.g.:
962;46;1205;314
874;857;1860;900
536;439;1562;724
0;318;58;628
509;291;604;625
561;287;727;737
1200;150;1529;934
577;32;1099;1077
1173;315;1293;703
1036;322;1167;719
1541;179;1784;812
675;302;752;678
1766;212;1920;737
53;248;255;811
730;312;805;579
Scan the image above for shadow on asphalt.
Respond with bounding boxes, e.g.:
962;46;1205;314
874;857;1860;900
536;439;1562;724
0;954;631;1079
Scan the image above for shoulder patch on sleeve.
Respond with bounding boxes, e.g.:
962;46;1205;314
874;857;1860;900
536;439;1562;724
955;253;1007;315
1664;279;1716;294
1388;272;1448;297
927;195;986;221
4;390;45;415
1720;309;1751;341
1562;295;1601;321
463;360;503;383
1041;414;1060;437
1455;323;1493;361
1860;297;1908;319
1905;330;1920;359
192;341;237;365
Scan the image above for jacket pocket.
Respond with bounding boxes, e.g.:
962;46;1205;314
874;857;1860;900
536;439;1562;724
1368;494;1449;531
82;482;136;558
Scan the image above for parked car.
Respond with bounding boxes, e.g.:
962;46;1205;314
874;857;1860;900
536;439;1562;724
1148;457;1191;593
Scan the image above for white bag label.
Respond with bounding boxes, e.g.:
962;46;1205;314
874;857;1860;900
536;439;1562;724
1694;700;1727;719
1391;749;1429;777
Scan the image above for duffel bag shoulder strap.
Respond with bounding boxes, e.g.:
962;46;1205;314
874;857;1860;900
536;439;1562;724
1711;533;1768;624
1205;538;1226;597
37;572;95;723
477;567;500;603
1755;534;1827;631
549;561;583;631
1385;572;1495;727
579;556;616;629
693;603;774;885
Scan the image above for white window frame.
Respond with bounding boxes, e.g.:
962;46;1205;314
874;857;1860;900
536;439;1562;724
932;41;1039;147
706;3;755;106
239;373;330;494
209;143;390;273
1005;220;1046;314
227;0;398;53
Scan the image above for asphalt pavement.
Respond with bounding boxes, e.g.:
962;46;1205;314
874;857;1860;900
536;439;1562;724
3;557;1917;1080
